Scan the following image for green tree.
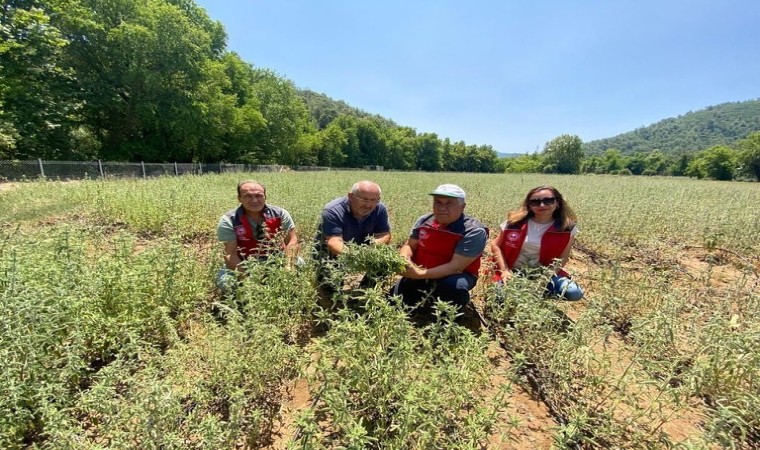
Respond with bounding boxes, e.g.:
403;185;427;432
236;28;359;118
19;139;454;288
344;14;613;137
314;120;348;167
686;157;706;179
602;149;626;173
385;126;416;170
737;131;760;181
247;68;314;164
504;153;544;173
444;140;468;172
0;106;18;158
207;53;270;162
473;145;501;173
58;0;230;161
331;115;361;167
580;154;603;174
355;117;387;167
668;151;692;176
415;133;441;171
0;1;79;159
626;152;648;175
542;134;584;174
689;145;738;181
644;150;669;174
439;138;454;171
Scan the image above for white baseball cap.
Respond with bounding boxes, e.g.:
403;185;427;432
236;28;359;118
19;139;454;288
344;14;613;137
429;184;466;199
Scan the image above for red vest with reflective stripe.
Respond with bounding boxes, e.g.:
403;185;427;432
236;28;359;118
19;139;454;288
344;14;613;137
495;220;572;279
229;206;283;259
412;214;486;277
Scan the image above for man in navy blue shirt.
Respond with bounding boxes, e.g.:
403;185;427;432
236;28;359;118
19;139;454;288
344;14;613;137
316;180;392;256
315;181;392;291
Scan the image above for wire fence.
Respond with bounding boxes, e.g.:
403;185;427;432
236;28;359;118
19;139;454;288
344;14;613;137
0;160;367;182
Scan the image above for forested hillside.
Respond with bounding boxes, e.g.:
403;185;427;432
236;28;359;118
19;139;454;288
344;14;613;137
3;1;758;178
0;0;502;172
583;100;760;155
294;89;503;172
297;90;398;130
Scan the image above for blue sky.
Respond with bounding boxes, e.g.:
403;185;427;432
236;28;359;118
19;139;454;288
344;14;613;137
194;0;760;154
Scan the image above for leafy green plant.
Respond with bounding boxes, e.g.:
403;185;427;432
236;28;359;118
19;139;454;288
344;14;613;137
483;274;688;448
337;241;407;278
294;288;510;448
224;253;318;344
0;226;209;448
2;172;759;448
48;318;305;449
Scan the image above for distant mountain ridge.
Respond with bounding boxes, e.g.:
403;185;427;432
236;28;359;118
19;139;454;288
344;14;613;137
496;152;523;158
583;99;760;155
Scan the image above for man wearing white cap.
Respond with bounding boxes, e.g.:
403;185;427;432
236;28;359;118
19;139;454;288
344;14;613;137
391;184;488;308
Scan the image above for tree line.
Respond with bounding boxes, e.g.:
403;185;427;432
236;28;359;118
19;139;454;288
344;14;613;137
505;132;760;181
0;0;504;172
2;1;759;179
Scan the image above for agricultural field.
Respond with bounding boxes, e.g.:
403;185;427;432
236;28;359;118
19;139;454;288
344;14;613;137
1;172;759;449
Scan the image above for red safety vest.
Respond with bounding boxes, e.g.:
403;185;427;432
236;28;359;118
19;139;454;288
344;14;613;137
494;220;573;280
229;206;283;259
412;215;486;277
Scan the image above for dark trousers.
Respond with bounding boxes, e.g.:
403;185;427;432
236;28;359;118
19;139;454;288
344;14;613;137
391;273;477;308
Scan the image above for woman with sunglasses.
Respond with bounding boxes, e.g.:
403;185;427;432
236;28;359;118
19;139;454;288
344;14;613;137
490;185;583;300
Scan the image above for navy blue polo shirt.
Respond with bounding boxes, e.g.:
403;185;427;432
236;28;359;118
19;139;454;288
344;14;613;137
315;196;391;256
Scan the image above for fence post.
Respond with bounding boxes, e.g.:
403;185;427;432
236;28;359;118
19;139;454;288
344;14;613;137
141;161;146;179
38;158;45;178
219;162;223;173
98;160;104;178
174;162;178;176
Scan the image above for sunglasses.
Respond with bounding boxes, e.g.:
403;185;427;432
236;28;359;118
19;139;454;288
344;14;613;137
528;197;557;207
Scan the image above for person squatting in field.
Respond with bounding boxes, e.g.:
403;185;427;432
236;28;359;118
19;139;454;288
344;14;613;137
216;180;299;292
490;185;583;301
314;180;392;257
391;184;488;308
314;180;392;292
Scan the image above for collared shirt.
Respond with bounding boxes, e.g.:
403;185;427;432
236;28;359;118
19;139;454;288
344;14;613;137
315;196;391;255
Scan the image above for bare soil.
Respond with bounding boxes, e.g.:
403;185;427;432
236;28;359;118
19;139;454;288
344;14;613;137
266;377;313;449
483;341;557;449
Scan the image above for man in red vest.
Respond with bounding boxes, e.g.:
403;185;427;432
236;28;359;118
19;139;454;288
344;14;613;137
216;180;298;291
391;184;487;308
